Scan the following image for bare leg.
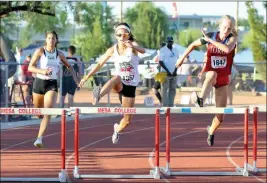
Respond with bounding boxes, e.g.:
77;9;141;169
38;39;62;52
60;95;66;108
209;85;228;135
199;71;217;101
68;94;74;108
116;96;135;133
37;91;58;138
99;76;123;99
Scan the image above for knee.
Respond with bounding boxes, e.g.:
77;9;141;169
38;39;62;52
112;75;121;82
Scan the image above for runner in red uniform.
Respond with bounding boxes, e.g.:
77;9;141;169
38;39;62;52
175;15;237;146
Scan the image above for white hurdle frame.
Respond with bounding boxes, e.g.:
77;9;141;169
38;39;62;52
71;107;164;180
160;107;250;176
0;108;67;182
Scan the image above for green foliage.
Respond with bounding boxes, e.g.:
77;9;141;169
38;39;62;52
124;2;169;49
246;2;267;81
71;2;114;61
177;29;205;51
72;17;108;61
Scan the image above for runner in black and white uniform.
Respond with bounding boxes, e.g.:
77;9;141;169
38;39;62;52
60;45;81;109
28;31;79;148
78;22;146;144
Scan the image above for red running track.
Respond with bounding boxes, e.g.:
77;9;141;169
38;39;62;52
1;112;266;183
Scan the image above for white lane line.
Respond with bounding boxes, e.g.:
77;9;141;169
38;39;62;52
226;130;266;183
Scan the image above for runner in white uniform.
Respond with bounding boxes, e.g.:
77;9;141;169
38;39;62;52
28;31;79;148
79;23;146;144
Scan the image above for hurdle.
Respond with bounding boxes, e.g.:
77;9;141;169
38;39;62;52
71;107;164;180
160;107;250;176
0;108;67;182
248;106;267;173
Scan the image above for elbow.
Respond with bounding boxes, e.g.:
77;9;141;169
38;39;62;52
224;48;231;54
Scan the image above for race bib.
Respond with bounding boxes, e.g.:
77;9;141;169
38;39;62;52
119;62;135;84
47;66;58;78
211;56;227;69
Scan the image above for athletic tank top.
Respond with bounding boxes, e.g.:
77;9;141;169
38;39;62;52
205;32;235;76
113;44;140;86
63;57;79;77
36;47;60;80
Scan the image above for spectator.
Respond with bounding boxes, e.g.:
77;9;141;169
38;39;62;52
21;54;34;107
159;36;179;107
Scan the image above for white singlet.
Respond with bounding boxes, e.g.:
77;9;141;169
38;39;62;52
113;44;140;86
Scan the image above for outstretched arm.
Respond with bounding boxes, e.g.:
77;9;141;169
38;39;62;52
201;29;237;54
78;47;113;87
175;39;203;68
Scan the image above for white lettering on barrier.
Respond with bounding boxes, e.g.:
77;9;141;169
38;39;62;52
97;107;136;114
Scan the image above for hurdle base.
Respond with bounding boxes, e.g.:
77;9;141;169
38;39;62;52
248;164;267;173
167;171;245;176
160;164;171;176
78;174;155;179
73;166;80;179
0;177;60;182
149;167;161;179
236;167;249;176
58;169;67;182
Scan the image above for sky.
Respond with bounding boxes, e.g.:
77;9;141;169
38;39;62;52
107;2;266;21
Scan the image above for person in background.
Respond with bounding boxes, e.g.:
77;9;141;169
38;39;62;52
21;54;34;107
152;42;166;106
159;36;179;107
228;64;238;105
60;45;81;109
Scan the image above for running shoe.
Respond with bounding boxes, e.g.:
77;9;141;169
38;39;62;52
207;125;215;146
112;123;120;144
34;136;43;148
192;91;204;107
92;86;101;105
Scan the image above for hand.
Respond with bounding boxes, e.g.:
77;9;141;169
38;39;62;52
201;28;210;42
43;67;53;76
123;40;133;48
78;77;87;88
167;72;172;77
175;58;184;68
198;72;203;79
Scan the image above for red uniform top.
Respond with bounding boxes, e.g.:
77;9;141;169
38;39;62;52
203;32;235;76
21;60;32;77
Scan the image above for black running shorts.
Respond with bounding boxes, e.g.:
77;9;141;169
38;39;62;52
33;77;58;95
119;83;136;98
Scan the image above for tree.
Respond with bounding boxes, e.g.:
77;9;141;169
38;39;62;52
71;2;115;61
177;29;205;50
246;2;266;81
124;2;169;49
73;17;107;61
0;1;56;18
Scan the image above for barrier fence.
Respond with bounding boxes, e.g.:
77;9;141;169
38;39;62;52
0;106;266;182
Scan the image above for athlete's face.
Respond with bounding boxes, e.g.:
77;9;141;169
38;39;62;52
45;33;57;47
219;18;232;38
115;28;130;42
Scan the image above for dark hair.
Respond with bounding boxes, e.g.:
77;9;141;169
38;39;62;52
45;30;59;47
68;45;76;55
116;22;135;41
160;42;166;48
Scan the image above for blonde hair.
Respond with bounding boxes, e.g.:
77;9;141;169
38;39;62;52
218;15;238;36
